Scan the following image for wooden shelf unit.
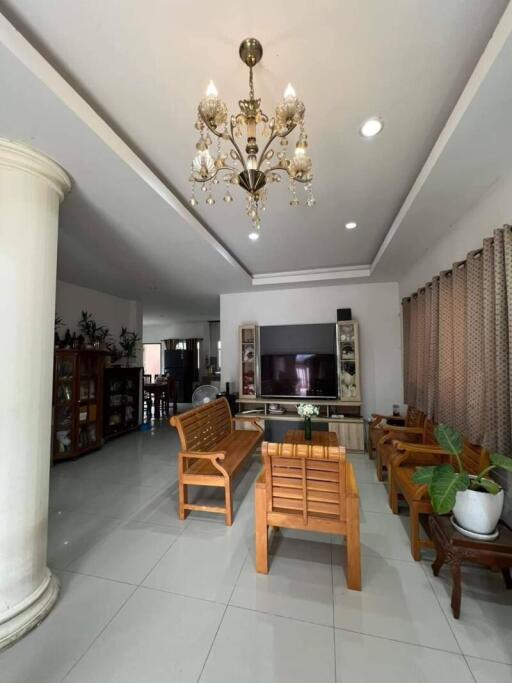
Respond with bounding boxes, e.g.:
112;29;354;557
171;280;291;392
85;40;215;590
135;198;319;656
52;349;106;462
239;324;259;399
337;320;361;402
236;397;365;452
103;367;142;439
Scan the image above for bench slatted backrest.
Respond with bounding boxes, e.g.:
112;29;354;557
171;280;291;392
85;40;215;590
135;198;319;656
262;442;347;522
171;398;232;452
407;407;426;428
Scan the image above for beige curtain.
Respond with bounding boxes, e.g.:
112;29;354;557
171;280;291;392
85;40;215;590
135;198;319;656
402;225;512;454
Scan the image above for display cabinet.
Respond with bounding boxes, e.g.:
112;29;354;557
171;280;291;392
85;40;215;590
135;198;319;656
337;320;361;402
52;350;105;462
239;324;259;398
103;367;142;439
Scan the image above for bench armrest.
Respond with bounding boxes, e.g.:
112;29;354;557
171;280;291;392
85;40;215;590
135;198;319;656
346;462;359;498
180;450;226;461
233;417;264;432
390;442;448;467
382;425;423;434
371;413;405;423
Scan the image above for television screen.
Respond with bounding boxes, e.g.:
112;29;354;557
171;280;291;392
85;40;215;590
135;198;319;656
260;353;337;398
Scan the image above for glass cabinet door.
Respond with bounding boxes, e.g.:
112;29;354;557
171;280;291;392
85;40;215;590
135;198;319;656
77;353;100;451
240;325;257;398
54;353;76;456
338;321;360;402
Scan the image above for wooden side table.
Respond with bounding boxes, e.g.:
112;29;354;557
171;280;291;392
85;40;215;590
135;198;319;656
284;429;339;447
429;514;512;618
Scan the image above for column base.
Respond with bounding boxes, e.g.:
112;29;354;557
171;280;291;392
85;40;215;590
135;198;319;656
0;571;59;651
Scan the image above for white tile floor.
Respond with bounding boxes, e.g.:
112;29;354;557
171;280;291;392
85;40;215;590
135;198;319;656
1;420;511;682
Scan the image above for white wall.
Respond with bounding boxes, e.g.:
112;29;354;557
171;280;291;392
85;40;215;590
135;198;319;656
399;168;512;296
55;280;143;364
220;282;402;418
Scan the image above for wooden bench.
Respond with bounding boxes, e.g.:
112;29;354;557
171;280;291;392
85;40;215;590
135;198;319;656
170;398;263;525
389;437;489;560
255;441;361;590
375;413;430;482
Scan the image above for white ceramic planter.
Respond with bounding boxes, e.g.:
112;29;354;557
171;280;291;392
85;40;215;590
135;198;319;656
453;476;504;535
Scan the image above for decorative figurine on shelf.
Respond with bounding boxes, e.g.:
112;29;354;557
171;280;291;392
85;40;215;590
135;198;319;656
297;403;320;441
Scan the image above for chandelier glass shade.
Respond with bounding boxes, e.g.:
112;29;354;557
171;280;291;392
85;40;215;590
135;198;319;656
189;38;314;239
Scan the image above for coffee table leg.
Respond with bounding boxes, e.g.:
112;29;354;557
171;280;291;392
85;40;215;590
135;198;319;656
502;567;512;589
450;561;462;619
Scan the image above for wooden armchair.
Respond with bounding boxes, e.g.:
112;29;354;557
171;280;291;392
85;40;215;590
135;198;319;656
255;441;361;590
375;413;429;482
389;439;489;560
370;406;425;462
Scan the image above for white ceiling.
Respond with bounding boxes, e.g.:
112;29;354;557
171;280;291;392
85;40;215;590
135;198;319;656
0;1;510;319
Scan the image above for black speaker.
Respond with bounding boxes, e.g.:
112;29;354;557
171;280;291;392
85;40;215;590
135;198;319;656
337;308;352;321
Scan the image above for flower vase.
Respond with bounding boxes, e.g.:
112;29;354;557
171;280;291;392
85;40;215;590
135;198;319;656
304;416;312;441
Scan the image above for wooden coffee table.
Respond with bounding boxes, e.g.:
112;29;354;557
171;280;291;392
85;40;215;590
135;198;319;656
284;429;339;446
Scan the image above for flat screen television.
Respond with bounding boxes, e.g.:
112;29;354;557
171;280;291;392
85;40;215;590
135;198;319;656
259;324;337;398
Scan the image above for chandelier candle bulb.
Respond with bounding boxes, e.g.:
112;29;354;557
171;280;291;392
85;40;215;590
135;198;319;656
284;83;296;99
205;80;218;98
189;37;314;237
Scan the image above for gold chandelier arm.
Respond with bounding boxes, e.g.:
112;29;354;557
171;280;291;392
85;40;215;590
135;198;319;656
228;116;247;172
264;165;311;184
256;120;298;172
191;165;237;184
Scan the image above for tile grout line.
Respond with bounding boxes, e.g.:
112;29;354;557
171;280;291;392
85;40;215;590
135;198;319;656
58;523;185;682
58;582;138;683
196;550;250;683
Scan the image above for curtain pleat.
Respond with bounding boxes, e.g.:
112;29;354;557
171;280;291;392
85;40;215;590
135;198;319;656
493;230;511;454
466;251;484;443
407;295;418;407
402;225;512;455
427;277;439;420
482;237;497;450
452;262;467;434
402;297;411;403
415;289;426;412
438;271;454;425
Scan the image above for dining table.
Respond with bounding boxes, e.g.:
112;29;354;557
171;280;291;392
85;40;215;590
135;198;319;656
144;381;174;419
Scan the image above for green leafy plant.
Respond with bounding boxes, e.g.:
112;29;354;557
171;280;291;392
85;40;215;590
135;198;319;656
55;315;64;331
118;327;141;366
412;424;512;514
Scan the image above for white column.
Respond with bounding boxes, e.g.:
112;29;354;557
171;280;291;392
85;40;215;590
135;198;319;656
0;139;71;649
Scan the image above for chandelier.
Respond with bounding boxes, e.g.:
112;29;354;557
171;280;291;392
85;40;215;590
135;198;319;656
189;37;314;240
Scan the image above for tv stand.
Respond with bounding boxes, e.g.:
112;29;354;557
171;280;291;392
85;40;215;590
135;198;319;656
235;397;365;452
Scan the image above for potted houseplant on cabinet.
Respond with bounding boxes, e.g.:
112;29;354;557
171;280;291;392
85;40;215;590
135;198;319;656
119;327;141;367
412;424;512;538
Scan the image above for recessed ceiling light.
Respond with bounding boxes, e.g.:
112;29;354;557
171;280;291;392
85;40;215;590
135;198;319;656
345;221;357;230
248;231;260;241
359;117;383;138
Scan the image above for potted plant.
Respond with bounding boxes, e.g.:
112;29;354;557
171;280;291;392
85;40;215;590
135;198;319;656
412;424;512;537
78;310;99;348
119;327;141;367
297;403;320;441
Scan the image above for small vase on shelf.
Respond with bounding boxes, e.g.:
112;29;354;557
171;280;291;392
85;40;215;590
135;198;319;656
304;416;312;441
